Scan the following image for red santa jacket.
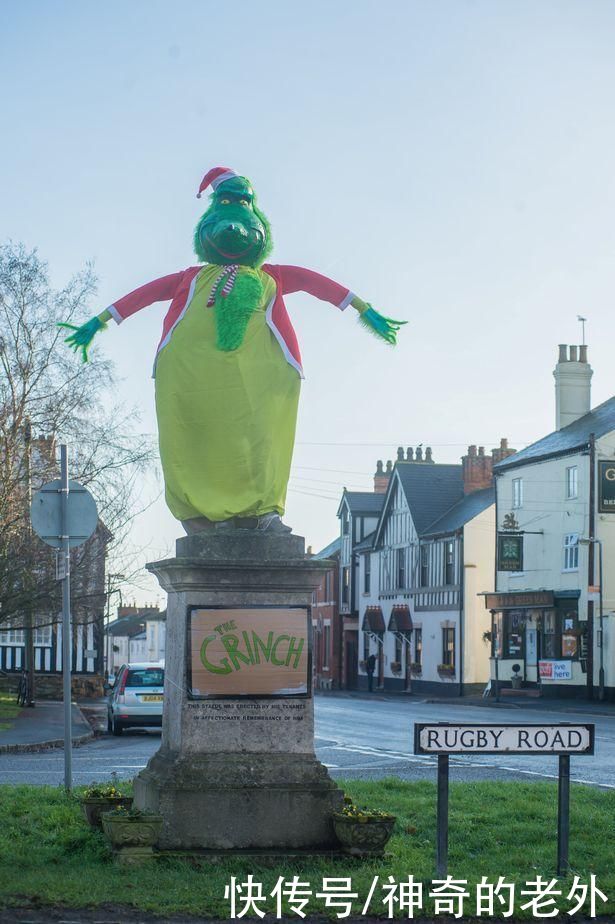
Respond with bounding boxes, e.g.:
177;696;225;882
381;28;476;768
105;264;354;378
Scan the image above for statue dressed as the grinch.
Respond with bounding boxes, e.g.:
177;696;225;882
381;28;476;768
61;166;405;534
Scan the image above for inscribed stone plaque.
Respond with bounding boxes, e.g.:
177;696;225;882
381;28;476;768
187;606;310;698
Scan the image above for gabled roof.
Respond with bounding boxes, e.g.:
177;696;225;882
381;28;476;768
494;396;615;472
395;462;464;535
312;537;341;560
337;490;386;517
354;530;376;553
107;611;166;638
422;486;495;537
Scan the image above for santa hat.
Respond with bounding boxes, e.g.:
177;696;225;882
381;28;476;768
196;166;238;198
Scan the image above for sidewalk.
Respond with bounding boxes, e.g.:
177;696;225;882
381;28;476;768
0;700;93;753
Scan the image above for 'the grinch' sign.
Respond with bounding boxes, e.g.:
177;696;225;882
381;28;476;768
188;606;310;698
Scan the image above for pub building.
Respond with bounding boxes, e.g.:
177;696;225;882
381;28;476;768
484;344;615;700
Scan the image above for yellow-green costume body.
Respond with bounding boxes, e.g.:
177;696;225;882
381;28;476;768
155;265;300;522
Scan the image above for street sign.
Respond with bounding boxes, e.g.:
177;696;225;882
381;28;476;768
31;479;98;549
414;722;594;879
414;722;593;755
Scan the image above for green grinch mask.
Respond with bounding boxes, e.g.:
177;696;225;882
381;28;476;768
193;176;272;267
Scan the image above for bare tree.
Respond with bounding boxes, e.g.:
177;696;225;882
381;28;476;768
0;242;154;640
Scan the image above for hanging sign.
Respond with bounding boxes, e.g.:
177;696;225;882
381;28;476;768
598;461;615;512
187;606;310;699
497;533;523;572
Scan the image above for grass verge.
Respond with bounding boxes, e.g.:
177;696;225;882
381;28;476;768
0;693;20;731
0;779;612;919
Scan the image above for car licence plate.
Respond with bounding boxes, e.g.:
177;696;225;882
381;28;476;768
141;695;163;702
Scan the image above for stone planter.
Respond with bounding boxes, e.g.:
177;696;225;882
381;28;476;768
81;797;133;829
101;812;163;865
332;814;396;857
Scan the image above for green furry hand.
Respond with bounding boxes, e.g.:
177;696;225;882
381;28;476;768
359;306;407;345
58;316;107;363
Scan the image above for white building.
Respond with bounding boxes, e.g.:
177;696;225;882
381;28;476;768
346;443;509;695
487;344;615;700
105;606;166;676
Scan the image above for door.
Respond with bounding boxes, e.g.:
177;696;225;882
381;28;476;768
525;626;537;683
345;637;358;690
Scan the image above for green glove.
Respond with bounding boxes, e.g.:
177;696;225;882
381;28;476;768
58;316;107;363
358;305;407;345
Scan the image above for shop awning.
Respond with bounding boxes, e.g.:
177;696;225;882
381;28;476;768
362;606;385;635
388;605;413;637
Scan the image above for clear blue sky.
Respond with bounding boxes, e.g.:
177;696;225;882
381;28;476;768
3;1;615;604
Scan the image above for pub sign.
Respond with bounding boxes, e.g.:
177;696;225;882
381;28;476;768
187;606;310;699
598;461;615;513
497;532;523;572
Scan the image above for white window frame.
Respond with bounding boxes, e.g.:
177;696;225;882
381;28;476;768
566;465;578;499
0;628;25;645
33;625;52;647
563;533;579;572
512;477;523;509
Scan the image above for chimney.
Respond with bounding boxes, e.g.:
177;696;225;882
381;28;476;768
491;437;516;466
397;446;405;461
425;447;434;463
406;447;414;461
554;344;593;430
374;459;392;494
415;447;423;462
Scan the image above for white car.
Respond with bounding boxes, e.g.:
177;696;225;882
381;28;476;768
107;662;164;735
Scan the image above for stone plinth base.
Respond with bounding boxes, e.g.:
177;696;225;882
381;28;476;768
133;528;342;850
134;750;341;850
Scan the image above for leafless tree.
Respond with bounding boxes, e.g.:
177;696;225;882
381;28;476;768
0;241;154;635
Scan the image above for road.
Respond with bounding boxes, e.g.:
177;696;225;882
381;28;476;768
0;693;613;787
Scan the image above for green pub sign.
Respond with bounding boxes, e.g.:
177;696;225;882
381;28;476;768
498;533;523;572
598;461;615;513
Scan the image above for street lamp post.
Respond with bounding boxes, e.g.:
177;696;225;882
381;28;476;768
580;538;605;702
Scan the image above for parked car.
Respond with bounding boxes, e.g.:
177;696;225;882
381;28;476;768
107;662;164;735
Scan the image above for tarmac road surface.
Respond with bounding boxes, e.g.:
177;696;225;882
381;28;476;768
0;693;613;787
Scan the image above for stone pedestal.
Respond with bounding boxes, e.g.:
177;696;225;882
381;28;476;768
133;529;343;851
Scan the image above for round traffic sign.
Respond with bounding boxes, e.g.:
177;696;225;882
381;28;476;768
30;480;98;549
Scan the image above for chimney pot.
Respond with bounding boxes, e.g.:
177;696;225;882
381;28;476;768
569;345;578;362
376;460;383;473
425;447;433;463
468;444;477;457
406;447;414;461
500;437;508;449
397;446;404;461
415;447;423;462
478;446;485;457
558;344;568;363
386;460;393;473
579;344;588;363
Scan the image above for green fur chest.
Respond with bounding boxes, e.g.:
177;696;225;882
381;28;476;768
213;270;264;351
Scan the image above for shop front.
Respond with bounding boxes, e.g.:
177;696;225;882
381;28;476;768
483;590;586;697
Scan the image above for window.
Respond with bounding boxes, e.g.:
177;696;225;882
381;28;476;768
441;627;455;667
322;624;330;669
341;567;349;604
0;627;25;645
325;571;331;600
342;513;349;536
394;634;403;664
444;541;455;585
414;628;422;665
33;626;52;647
566;466;578;499
563;533;579;571
364;554;371;594
420;545;429;587
541;607;581;660
512;478;523;509
363;631;370;660
397;548;406;589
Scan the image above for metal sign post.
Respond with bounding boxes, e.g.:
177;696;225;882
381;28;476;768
414;722;594;878
30;446;98;792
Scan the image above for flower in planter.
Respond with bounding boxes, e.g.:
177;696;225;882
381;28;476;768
410;662;422;673
437;663;455;674
333;798;396;855
80;775;133;828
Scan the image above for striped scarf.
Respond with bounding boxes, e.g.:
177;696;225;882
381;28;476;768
207;264;239;307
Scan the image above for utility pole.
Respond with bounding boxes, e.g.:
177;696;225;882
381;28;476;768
24;418;35;707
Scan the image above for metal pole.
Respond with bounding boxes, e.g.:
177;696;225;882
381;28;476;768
598;541;605;702
436;754;449;877
60;445;72;792
557;754;570;875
